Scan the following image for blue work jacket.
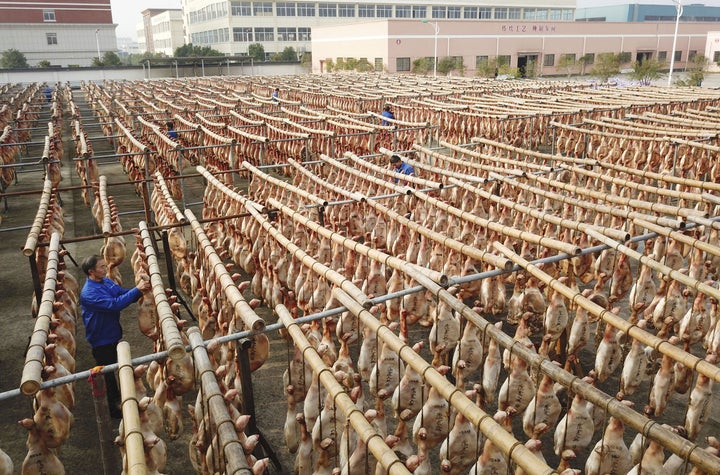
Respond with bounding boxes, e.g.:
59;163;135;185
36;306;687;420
80;278;141;348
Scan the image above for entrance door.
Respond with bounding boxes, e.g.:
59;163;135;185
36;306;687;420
517;54;538;78
636;51;652;63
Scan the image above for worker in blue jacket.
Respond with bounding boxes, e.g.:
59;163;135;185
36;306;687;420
381;104;394;126
79;254;150;418
390;154;415;184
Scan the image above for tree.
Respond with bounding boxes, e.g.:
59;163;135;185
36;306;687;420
676;54;709;86
579;53;595;75
630;59;663;86
247;43;265;61
175;44;223;57
93;51;122;67
1;49;29;68
355;58;374;72
324;58;335;72
437;56;464;76
271;46;297;61
36;60;52;68
412;57;433;75
591;53;621;82
300;52;312;70
557;54;577;77
476;57;498;78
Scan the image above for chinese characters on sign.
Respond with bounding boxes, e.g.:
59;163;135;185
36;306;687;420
501;24;557;33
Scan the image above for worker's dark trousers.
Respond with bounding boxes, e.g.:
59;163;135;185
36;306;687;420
92;342;121;415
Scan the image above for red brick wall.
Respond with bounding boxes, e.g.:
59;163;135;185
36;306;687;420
0;0;113;24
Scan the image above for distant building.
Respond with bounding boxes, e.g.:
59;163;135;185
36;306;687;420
311;19;714;75
576;3;720;23
138;8;185;55
181;1;575;59
0;0;117;66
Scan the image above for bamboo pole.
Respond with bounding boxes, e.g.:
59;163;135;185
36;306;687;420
20;232;60;395
22;178;54;256
582;116;717;137
117;342;148;475
184;209;266;332
276;304;413;475
445;176;629;242
490;242;720;474
187;327;252;475
633;217;720;261
357;148;443;189
266;197;448;286
137;222;186;360
99;176;112;236
330;288;559;475
153;172;186;224
241;161;328;207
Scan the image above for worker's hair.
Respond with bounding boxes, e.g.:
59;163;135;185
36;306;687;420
383;105;390;111
166;121;174;129
81;254;103;276
390;154;401;163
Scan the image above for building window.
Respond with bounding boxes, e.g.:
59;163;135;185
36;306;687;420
43;9;56;22
338;4;355;17
524;8;536;20
396;5;410;18
254;27;273;41
479;8;491;19
562;9;574;20
508;8;521;19
549;9;562;20
396;57;410;71
253;2;273;16
359;4;374;17
297;2;315;16
277;27;297;41
476;55;488;68
536;9;548;20
298;27;311;41
464;7;478;19
432;6;446;19
276;2;296;16
714;51;720;63
376;5;391;17
46;32;58;45
658;51;668;61
319;3;337;17
233;27;253;41
412;6;426;18
583;53;595;64
498;55;511;66
231;2;251;16
495;8;508;19
543;54;554;67
447;6;460;19
675;50;682;61
689;50;698;60
374;57;383;71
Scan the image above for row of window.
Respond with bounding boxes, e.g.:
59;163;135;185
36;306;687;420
190;28;230;44
232;26;311;42
153;21;172;33
219;2;575;21
188;2;229;24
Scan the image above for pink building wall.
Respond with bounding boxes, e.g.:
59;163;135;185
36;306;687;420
312;19;714;75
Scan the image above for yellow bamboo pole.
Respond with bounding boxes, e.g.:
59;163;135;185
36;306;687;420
633;217;720;261
117;342;148;475
491;242;720;474
184;209;266;332
20;232;60;395
329;288;558;475
99;176;112;236
153;172;186;224
22;179;54;256
241;161;328;207
276;305;412;475
137;222;186;360
187;327;252;475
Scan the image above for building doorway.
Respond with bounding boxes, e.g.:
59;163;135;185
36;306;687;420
636;51;653;63
517;54;538;78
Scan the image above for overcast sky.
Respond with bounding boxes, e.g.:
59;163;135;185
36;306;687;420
112;0;720;40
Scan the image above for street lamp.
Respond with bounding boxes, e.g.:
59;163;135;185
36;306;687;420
421;19;439;78
95;28;101;62
667;0;683;86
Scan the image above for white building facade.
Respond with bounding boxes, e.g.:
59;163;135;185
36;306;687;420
181;0;575;58
151;10;186;55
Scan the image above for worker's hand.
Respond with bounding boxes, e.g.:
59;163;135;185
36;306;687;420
136;274;151;292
